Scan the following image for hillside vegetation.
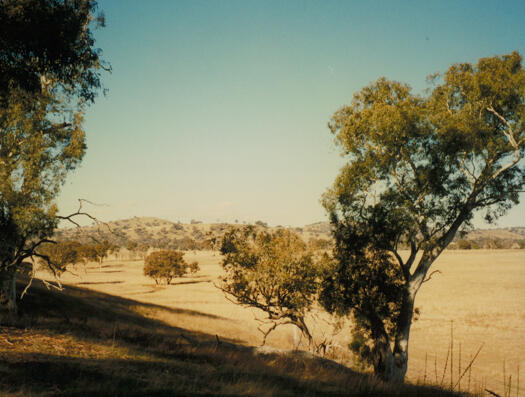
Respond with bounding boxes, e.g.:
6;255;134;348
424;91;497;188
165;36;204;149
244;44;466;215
54;217;525;251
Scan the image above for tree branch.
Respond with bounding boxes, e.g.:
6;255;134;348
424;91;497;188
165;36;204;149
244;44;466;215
56;198;102;227
422;270;441;283
486;106;522;179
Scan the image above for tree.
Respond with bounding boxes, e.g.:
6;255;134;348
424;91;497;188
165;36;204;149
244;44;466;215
0;0;107;101
220;226;323;347
188;261;200;274
0;0;107;319
143;250;190;285
136;242;149;259
37;241;83;278
77;243;98;270
93;239;114;269
321;52;525;383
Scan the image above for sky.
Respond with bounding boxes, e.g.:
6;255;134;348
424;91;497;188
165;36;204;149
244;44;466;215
57;0;525;227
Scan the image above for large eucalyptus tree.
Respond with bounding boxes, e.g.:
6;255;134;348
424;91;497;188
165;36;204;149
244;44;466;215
321;52;524;382
0;0;108;319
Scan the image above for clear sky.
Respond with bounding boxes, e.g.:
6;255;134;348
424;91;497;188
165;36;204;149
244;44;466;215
57;0;525;227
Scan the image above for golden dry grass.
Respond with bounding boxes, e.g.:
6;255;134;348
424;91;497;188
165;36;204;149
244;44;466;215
37;249;525;396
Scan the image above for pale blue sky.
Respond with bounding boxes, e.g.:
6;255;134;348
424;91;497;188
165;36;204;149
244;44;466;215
58;0;525;227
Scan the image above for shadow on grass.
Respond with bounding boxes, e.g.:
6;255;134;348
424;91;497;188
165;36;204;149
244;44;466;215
169;278;212;286
0;349;467;397
1;280;469;397
77;281;124;285
15;279;234;343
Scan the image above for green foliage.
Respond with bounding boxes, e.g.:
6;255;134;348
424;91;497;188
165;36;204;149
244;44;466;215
220;226;323;344
0;0;108;102
308;237;332;251
37;241;83;277
348;326;373;372
322;52;525;381
77;244;98;263
93;240;115;263
0;0;107;315
143;250;189;285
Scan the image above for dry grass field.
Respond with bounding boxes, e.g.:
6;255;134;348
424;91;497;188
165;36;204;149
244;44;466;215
36;249;524;396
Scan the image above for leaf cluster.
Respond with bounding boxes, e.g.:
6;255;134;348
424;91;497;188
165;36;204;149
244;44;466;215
37;240;84;277
324;52;525;251
0;0;108;104
322;52;525;371
0;0;107;282
220;226;322;323
320;220;405;341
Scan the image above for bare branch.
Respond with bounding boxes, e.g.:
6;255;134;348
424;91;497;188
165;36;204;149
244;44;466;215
20;262;35;300
56;198;102;227
32;252;63;290
423;270;442;283
459;154;476;185
42;279;63;291
486;106;522;179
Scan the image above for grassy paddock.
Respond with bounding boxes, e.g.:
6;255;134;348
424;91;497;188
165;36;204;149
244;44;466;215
1;279;470;397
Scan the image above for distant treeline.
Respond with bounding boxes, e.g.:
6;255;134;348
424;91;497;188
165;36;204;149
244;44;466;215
54;221;333;254
450;238;525;250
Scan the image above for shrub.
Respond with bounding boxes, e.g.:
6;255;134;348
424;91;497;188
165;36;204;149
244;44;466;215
189;261;200;274
144;250;188;285
220;226;325;346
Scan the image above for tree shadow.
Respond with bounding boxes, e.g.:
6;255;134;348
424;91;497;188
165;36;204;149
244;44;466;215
15;279;235;344
4;280;467;397
168;278;211;286
77;281;124;285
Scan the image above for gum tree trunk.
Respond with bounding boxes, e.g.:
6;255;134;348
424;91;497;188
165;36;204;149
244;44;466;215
373;288;416;383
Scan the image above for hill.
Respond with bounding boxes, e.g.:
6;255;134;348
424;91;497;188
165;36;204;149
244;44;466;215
54;217;524;251
54;217;333;251
0;278;467;396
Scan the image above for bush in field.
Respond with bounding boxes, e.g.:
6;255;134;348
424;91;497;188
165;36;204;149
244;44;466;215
189;261;200;274
143;250;192;285
220;226;325;346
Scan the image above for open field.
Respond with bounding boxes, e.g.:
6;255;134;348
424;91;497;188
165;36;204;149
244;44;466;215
34;249;525;396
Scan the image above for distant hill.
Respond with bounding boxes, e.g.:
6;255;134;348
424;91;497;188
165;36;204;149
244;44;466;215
54;217;333;251
54;217;524;250
455;226;525;249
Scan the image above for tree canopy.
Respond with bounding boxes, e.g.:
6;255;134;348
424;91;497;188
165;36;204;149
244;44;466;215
144;250;197;285
220;226;324;347
37;240;83;278
321;52;525;382
0;0;107;319
0;0;108;103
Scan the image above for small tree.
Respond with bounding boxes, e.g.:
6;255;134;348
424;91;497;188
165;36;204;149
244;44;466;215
37;241;83;278
188;261;200;274
93;240;114;270
136;242;149;259
321;52;525;382
144;250;188;285
220;226;323;347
